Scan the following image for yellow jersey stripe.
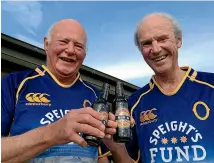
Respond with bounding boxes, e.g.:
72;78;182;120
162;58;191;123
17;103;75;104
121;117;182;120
42;65;80;88
98;151;111;158
189;71;197;81
98;146;102;156
188;76;214;89
35;67;46;76
80;77;98;98
152;67;191;96
132;150;140;163
130;83;154;118
16;72;44;104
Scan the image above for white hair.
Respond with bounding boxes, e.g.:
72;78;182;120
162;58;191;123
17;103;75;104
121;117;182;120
46;23;55;42
134;12;182;50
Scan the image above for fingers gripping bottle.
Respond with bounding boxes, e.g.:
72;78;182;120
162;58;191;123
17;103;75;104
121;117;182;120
83;83;110;147
113;81;131;143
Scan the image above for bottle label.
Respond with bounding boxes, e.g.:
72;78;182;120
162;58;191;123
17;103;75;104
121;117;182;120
93;103;108;125
115;102;130;128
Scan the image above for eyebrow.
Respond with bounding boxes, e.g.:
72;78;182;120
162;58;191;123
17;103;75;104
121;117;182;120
59;37;85;46
140;34;169;45
156;34;169;39
140;39;152;45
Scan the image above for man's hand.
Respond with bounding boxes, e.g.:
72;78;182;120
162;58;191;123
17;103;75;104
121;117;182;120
1;107;106;163
102;113;136;163
103;112;135;151
104;112;118;139
102;112;118;151
50;107;105;147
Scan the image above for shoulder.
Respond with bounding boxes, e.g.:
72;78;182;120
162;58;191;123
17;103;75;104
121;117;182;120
188;68;214;89
2;69;36;89
79;78;99;98
129;83;152;106
195;71;214;86
128;83;154;118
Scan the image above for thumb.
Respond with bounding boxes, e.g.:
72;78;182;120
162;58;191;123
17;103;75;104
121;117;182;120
72;134;88;147
131;117;135;127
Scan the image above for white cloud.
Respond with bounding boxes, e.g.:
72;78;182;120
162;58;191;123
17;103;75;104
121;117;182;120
16;34;44;49
96;37;214;81
179;39;214;72
2;1;43;36
98;60;153;80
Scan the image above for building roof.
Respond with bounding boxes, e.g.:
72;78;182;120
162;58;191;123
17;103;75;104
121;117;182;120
1;33;140;100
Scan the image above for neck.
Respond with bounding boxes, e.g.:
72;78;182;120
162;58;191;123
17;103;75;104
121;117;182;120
46;64;78;85
57;74;78;85
154;66;186;92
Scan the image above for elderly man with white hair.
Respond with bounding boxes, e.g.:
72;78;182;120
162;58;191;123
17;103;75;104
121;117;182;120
1;19;117;163
103;12;214;163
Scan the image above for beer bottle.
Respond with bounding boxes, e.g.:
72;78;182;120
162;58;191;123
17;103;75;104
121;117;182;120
113;81;131;143
83;83;110;147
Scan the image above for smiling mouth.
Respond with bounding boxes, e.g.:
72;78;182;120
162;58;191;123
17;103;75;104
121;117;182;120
152;55;168;62
59;57;75;63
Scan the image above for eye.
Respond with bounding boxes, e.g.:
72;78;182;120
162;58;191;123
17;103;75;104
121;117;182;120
76;44;83;48
143;41;152;46
158;36;168;43
141;41;152;48
75;43;84;51
58;39;68;45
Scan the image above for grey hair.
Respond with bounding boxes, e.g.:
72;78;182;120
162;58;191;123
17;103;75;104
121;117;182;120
134;12;182;50
46;23;55;42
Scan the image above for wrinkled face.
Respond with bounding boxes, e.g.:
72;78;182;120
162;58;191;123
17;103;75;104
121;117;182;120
137;15;182;74
44;20;86;79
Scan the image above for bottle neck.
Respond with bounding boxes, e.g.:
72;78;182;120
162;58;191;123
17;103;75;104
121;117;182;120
103;90;109;100
99;89;109;101
116;84;124;98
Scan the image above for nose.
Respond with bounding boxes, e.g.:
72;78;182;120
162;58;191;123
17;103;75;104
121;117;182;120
151;41;161;55
65;41;75;55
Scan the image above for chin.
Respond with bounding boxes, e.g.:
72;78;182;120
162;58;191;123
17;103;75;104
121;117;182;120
56;68;76;77
153;65;171;75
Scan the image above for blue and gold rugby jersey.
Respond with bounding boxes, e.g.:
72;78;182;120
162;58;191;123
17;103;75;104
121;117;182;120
1;65;109;163
126;67;214;163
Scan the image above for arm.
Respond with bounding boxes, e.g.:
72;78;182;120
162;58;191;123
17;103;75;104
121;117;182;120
103;111;141;163
98;156;109;163
1;74;56;162
112;146;134;163
1;124;55;163
103;112;135;163
98;141;114;163
2;108;106;163
103;139;134;163
1;75;106;162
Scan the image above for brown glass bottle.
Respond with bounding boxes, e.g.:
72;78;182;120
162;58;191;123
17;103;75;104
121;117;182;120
113;81;131;143
82;83;110;147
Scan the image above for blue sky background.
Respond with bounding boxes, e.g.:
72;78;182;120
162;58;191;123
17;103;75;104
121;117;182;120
2;1;214;87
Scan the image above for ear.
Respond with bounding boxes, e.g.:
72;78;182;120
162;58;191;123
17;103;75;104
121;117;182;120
83;52;86;59
177;36;182;48
44;37;49;53
81;53;87;65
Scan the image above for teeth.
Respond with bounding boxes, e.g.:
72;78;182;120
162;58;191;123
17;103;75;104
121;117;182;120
153;55;167;62
60;57;74;62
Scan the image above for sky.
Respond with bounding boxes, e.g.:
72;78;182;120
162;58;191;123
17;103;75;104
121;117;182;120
1;1;214;87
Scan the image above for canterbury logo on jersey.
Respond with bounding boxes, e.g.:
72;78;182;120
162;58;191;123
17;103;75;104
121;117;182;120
140;108;157;125
25;93;51;106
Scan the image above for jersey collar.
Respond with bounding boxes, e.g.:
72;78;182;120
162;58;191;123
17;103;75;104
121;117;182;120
35;65;81;88
149;66;196;96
